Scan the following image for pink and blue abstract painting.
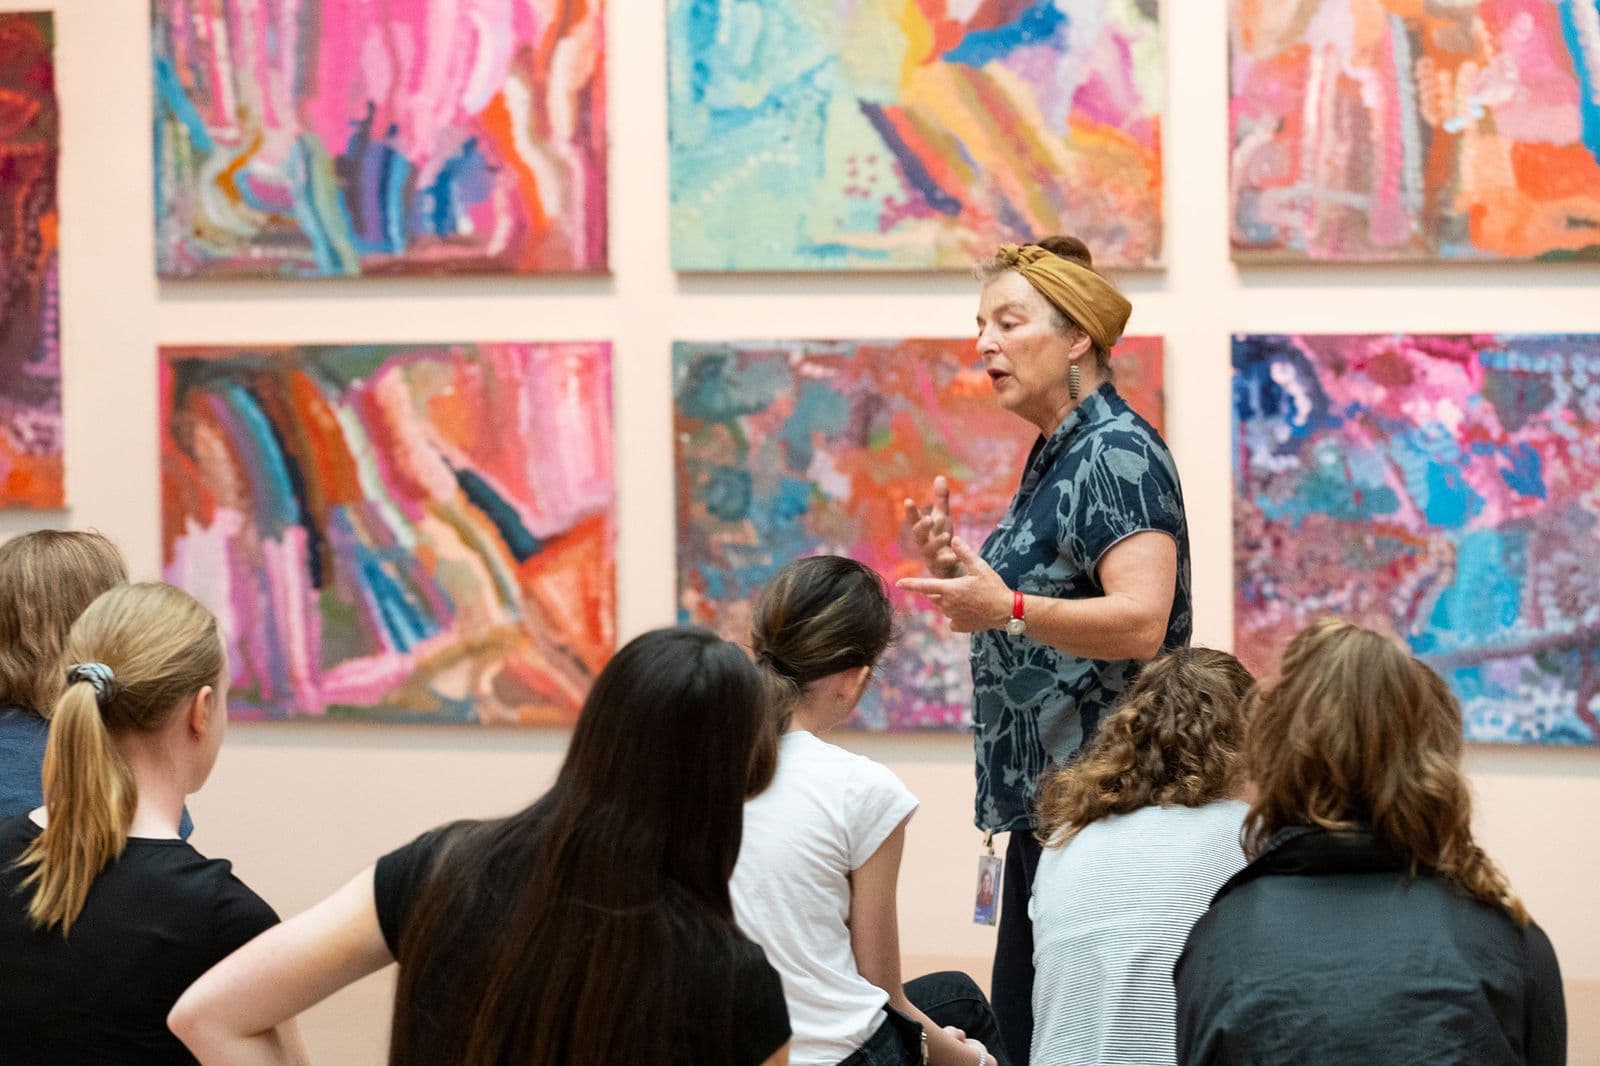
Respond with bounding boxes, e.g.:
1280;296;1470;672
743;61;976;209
668;0;1164;270
153;0;606;278
162;342;615;725
0;13;62;508
1234;333;1600;745
677;336;1165;730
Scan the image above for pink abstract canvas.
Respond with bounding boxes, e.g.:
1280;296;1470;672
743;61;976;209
153;0;607;277
1231;0;1600;261
0;13;61;508
162;343;615;725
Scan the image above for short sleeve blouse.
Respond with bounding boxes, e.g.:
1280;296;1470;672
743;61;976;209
970;383;1192;832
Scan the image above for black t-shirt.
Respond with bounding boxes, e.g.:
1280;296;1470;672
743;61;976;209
0;815;278;1065
375;824;791;1064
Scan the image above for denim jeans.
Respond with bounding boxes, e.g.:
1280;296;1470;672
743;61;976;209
839;971;1009;1066
990;831;1043;1066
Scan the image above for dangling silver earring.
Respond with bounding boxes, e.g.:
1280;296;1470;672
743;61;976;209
1068;362;1081;402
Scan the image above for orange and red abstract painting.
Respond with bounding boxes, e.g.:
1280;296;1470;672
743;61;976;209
1231;0;1600;261
675;337;1164;730
162;343;615;725
669;1;1164;270
0;13;62;508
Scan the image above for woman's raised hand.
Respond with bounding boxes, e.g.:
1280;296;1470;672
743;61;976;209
897;538;1011;634
903;475;962;579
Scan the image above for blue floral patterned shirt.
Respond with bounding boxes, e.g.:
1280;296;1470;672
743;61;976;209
971;383;1192;832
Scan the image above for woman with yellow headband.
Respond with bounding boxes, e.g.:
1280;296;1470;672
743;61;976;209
899;236;1191;1065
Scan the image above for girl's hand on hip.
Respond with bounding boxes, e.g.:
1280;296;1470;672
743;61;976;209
896;537;1011;634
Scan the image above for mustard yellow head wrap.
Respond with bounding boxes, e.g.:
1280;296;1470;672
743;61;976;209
993;243;1132;352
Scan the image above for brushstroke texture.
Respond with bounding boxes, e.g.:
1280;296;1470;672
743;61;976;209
162;343;615;725
0;13;61;508
668;0;1163;270
1231;0;1600;261
153;0;607;278
675;336;1164;730
1234;333;1600;745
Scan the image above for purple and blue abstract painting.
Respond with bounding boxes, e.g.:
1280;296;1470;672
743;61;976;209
1234;333;1600;745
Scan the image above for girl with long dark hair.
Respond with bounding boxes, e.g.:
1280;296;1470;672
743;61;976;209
171;626;792;1065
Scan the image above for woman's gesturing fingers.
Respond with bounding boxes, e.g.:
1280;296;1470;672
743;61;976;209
904;476;960;577
898;538;1009;633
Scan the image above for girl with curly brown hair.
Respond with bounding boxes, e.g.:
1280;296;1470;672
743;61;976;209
1175;619;1565;1066
1028;647;1254;1065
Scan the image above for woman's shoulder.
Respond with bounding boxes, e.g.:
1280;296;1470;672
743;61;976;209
1059;802;1247;873
0;813;38;860
1079;408;1174;462
373;817;499;952
1071;798;1242;835
831;741;917;812
0;704;47;734
787;732;907;792
146;841;277;917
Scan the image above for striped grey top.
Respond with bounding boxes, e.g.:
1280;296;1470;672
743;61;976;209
1029;800;1249;1065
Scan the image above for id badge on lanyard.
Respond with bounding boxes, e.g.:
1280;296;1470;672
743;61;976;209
973;830;1002;926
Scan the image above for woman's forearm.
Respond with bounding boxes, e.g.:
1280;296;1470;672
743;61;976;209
1018;530;1177;660
170;869;391;1064
1020;589;1167;662
889;994;988;1066
167;1022;304;1066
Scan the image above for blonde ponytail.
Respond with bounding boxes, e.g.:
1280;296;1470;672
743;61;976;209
13;583;223;935
19;680;137;932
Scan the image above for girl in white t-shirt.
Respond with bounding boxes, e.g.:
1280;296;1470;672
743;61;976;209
735;556;1002;1066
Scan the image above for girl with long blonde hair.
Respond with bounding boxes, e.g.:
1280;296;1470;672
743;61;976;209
0;583;295;1064
1175;619;1565;1065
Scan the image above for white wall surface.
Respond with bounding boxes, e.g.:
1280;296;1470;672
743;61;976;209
1;1;1595;1060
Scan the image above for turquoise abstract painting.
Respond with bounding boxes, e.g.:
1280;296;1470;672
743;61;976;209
668;0;1164;271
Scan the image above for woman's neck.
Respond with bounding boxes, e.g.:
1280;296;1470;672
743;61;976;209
1033;365;1107;437
786;698;842;736
121;743;188;839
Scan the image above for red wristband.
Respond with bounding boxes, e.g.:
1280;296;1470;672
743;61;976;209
1012;590;1025;621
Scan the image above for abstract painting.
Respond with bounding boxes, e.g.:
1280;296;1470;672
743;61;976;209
1234;333;1600;745
668;0;1163;271
162;343;615;724
675;336;1164;730
153;0;606;278
0;13;62;508
1231;0;1600;262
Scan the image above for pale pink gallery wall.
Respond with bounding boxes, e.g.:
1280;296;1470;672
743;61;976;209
0;1;1596;1063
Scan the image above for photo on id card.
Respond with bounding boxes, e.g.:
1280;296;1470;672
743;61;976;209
973;854;1002;926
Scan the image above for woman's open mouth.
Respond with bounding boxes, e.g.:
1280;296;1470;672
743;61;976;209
987;369;1011;388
